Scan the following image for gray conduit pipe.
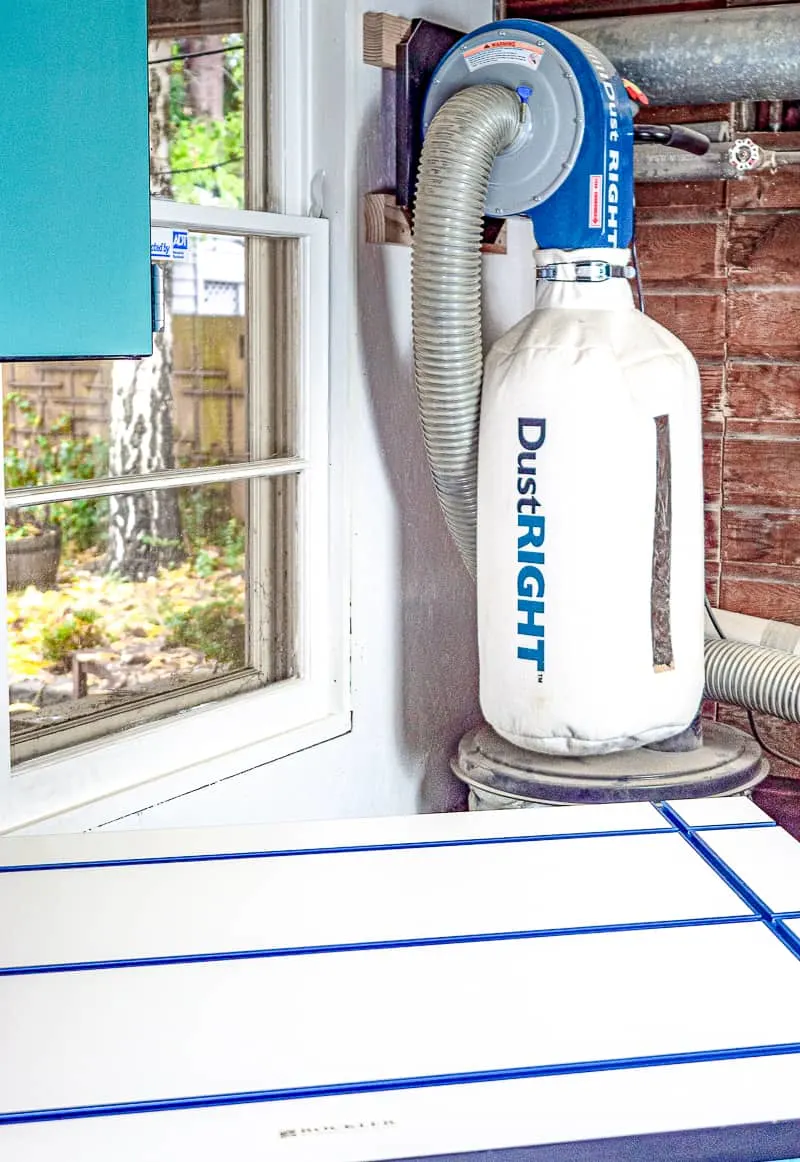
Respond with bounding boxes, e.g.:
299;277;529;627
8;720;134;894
559;4;800;106
411;85;521;578
705;636;800;722
635;144;800;184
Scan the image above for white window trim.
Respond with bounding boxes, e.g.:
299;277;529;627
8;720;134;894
0;1;351;833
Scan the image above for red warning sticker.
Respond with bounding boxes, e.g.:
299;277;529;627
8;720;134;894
463;40;544;73
589;174;604;229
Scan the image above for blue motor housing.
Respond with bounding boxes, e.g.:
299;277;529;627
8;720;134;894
422;19;635;250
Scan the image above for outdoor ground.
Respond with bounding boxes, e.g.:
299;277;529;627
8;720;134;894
7;547;245;722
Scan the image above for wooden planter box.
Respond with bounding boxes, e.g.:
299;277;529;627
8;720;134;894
6;527;62;591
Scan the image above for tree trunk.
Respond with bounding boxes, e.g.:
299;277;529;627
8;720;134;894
185;35;225;120
107;40;183;579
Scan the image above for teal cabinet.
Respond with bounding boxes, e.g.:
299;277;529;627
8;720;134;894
0;1;152;359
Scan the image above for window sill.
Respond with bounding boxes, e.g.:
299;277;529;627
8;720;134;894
1;683;351;835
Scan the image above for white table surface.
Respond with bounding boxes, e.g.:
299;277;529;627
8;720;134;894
662;796;775;828
1;797;798;1162
700;826;800;915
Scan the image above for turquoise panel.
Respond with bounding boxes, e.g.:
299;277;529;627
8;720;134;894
0;0;152;359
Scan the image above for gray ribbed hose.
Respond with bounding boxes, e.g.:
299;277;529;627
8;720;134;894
412;85;522;577
705;636;800;721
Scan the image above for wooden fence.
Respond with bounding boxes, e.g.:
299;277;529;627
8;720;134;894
2;315;246;468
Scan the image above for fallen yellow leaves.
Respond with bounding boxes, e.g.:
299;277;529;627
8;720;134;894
6;552;245;682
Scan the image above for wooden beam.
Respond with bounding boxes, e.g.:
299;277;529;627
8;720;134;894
149;0;243;39
363;12;413;68
364;193;508;254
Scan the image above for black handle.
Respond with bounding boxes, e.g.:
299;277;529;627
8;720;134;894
634;124;710;156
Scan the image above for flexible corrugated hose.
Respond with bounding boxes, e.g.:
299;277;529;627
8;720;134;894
705;635;800;722
411;84;522;577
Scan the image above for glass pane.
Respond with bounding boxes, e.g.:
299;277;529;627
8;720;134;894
149;2;245;208
7;483;251;753
173;232;249;465
2;232;250;498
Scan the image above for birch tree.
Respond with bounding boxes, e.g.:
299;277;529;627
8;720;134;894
106;32;240;579
106;41;182;579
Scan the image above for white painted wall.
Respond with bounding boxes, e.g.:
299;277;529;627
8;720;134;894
35;0;534;834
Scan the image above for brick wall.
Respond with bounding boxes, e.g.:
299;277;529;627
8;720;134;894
506;0;800;833
637;142;800;802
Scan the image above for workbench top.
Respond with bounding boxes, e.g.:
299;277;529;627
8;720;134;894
1;797;799;1161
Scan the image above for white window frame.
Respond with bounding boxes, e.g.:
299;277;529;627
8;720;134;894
0;0;350;833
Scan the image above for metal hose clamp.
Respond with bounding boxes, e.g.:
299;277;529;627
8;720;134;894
537;260;636;283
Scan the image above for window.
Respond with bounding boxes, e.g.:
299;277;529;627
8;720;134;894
0;0;347;831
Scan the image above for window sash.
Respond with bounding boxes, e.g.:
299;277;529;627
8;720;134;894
5;198;325;515
0;0;350;833
0;198;339;831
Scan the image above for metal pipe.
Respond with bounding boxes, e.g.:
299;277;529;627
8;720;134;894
556;4;800;106
635;120;730;145
635;141;800;182
685;121;730;143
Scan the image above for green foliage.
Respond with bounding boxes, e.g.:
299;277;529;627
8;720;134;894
193;548;218;578
3;394;109;551
221;517;245;570
167;35;244;208
179;481;230;546
139;532;182;551
59;497;109;553
169;117;244;206
5;522;46;542
41;609;104;671
164;588;245;668
178;483;245;575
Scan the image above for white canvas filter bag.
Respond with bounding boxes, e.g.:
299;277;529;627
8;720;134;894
477;249;705;755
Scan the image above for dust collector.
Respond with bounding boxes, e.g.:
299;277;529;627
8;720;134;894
409;19;768;805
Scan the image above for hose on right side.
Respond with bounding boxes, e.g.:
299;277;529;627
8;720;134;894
705;635;800;722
